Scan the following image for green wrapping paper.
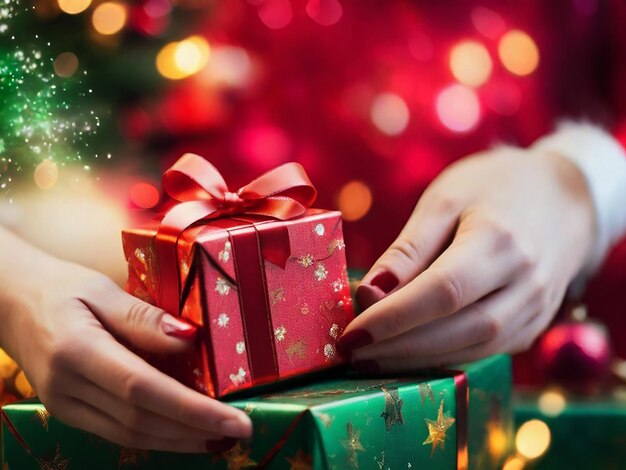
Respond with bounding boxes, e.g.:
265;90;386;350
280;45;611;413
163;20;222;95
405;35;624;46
2;355;512;470
514;388;626;469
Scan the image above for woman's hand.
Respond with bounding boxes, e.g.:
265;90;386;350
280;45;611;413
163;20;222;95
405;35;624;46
0;234;251;453
338;148;595;372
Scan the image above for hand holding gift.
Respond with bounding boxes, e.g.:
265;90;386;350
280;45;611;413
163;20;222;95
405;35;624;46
341;147;595;371
0;226;252;452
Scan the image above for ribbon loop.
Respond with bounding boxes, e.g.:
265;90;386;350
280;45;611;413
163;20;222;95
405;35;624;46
155;154;318;315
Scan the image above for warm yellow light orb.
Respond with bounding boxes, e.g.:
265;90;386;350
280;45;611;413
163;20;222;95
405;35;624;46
57;0;91;15
502;456;526;470
156;36;210;80
54;52;79;78
370;92;410;136
436;84;481;133
449;40;493;87
34;160;59;190
498;30;540;76
0;349;19;380
538;390;566;417
92;2;127;36
516;419;551;460
337;181;373;222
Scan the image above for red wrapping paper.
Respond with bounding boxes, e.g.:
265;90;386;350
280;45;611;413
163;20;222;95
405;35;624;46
123;208;353;398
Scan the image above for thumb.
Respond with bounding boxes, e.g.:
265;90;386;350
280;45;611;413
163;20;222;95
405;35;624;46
82;280;197;354
357;197;460;310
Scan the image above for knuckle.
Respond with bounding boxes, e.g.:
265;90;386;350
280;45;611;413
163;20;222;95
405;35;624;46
126;301;157;330
431;270;464;312
481;312;503;340
430;194;461;216
528;272;549;300
121;374;147;404
388;237;424;265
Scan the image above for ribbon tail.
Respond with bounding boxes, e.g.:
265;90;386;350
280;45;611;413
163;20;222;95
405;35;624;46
156;200;221;315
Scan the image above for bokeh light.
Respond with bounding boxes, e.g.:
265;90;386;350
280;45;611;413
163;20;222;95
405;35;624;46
370;93;410;136
306;0;343;26
471;6;506;39
516;419;551;460
130;182;160;209
337;180;372;222
502;456;526;470
204;46;252;88
34;160;59;190
92;2;127;35
258;0;293;29
57;0;91;15
53;52;79;78
449;40;492;87
435;84;481;133
156;36;210;80
538;390;566;417
498;30;540;76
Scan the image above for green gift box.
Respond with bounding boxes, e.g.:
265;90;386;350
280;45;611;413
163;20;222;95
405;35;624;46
514;387;626;469
2;355;512;469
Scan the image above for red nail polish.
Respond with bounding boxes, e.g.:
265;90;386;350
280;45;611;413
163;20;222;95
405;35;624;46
370;271;399;294
352;360;381;374
355;284;384;311
336;329;374;361
206;437;237;453
161;314;198;340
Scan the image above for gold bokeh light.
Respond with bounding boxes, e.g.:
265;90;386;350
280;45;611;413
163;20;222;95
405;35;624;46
498;30;540;76
449;40;493;87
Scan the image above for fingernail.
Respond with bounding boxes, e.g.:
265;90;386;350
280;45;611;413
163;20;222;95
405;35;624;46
355;284;384;311
352;360;380;374
369;270;399;294
206;437;237;453
161;314;198;340
219;416;251;438
337;329;374;361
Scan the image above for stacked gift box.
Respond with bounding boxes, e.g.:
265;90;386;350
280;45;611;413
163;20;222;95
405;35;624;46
2;156;515;468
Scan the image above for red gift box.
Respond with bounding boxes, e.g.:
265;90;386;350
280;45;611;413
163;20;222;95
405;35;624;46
122;154;354;398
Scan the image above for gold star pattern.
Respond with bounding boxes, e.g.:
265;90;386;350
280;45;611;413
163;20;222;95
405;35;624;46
380;386;404;432
341;423;365;469
118;448;148;467
316;412;335;428
418;383;435;405
40;444;70;470
221;441;257;470
286;339;308;360
286;449;313;470
423;399;456;456
270;287;286;305
35;408;51;431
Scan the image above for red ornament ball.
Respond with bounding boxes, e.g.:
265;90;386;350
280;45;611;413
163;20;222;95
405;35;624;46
537;320;612;390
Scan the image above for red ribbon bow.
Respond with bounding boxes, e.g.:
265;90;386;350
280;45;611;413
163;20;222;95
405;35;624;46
156;153;317;315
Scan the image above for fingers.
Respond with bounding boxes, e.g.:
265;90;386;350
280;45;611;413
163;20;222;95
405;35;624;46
72;334;252;440
356;196;460;309
80;278;197;354
63;375;224;441
340;225;520;354
350;285;534;364
53;396;232;453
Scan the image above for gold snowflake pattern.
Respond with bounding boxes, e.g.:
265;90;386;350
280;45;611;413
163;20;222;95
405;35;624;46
274;325;287;342
314;263;328;281
329;323;341;340
236;341;246;354
215;277;231;295
216;313;230;328
300;303;310;315
332;279;344;292
297;254;314;268
270;286;285;305
323;343;336;361
218;241;232;263
314;223;325;236
230;367;247;386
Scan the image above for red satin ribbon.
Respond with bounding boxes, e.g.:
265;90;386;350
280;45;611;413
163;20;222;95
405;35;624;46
155;153;317;315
